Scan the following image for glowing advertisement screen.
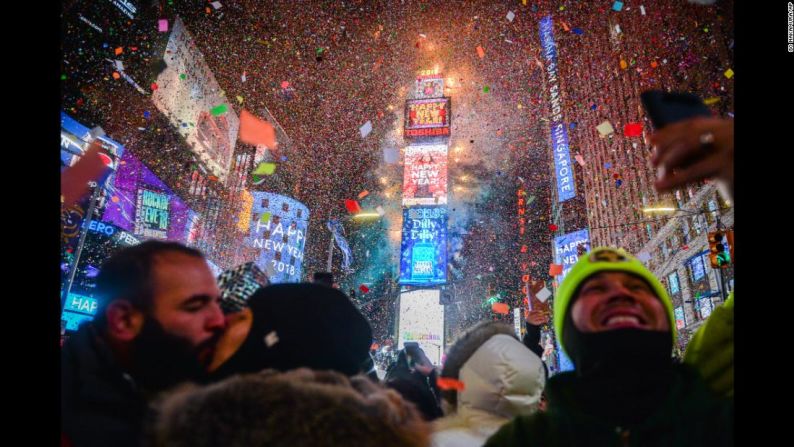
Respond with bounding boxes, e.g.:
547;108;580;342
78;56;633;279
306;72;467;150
61;111;124;170
151;16;239;181
399;207;448;285
553;229;590;373
398;289;445;366
62;293;99;332
102;150;193;243
415;75;444;99
246;192;309;283
404;97;451;138
539;16;576;202
134;188;170;240
402;144;448;206
554;229;591;282
61;221;140;332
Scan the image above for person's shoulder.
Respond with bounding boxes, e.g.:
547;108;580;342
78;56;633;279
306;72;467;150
484;413;551;447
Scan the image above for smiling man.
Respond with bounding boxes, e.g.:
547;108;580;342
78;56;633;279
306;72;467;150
486;247;732;447
62;241;226;447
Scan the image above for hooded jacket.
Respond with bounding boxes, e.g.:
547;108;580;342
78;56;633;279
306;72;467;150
432;334;545;447
485;364;732;447
684;291;734;398
61;323;148;447
484;247;732;447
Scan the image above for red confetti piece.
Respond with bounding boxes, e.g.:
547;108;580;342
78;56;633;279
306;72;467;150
437;377;466;391
549;224;558;231
623;122;643;137
359;284;370;293
492;302;510;314
344;199;362;214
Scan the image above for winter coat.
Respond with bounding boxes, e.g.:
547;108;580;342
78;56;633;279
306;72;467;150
433;334;545;447
62;323;148;447
484;364;733;447
685;291;733;399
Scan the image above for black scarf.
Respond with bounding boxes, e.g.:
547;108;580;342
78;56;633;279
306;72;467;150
562;322;674;426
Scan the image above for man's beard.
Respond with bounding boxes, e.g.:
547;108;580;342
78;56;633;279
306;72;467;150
129;318;215;393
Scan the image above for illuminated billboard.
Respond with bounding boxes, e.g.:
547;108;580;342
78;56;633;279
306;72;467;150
398;289;445;366
151;16;239;181
415;74;444;99
399;206;448;285
135;188;170;240
246;192;309;284
402;144;448;206
553;229;591;283
404;97;451;138
102;150;193;243
61;111;124;170
539;16;576;202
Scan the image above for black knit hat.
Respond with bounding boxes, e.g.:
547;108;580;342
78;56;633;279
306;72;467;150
210;283;373;379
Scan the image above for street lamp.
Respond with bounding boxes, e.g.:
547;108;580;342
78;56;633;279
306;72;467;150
642;206;699;215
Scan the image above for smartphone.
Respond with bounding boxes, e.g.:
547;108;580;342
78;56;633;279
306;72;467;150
640;90;711;129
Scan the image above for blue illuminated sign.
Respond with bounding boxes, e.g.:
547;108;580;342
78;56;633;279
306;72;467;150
62;311;94;332
247;192;309;284
539;16;575;203
62;292;99;332
88;220;117;236
61;111;124;161
554;229;590;282
399;206;448;285
63;293;99;315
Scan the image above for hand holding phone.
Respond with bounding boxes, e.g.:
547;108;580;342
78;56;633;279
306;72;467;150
641;90;733;202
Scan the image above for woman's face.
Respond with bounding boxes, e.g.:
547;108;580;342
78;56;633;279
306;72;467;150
207;308;253;372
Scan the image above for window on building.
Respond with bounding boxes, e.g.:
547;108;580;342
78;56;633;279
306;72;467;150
675;190;684;209
692;216;702;235
690;255;706;283
674;306;686;330
668;272;680;295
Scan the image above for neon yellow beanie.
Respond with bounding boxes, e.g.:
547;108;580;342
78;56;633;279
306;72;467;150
554;247;677;355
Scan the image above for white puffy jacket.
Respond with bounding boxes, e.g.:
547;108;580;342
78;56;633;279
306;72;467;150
431;334;545;447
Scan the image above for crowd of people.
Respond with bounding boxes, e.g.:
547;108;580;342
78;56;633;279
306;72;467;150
61;1;735;445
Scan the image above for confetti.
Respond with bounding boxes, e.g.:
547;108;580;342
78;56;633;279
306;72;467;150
360;120;373;138
210;104;228;116
437;377;465;391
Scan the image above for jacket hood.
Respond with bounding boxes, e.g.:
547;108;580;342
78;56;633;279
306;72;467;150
456;334;545;420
